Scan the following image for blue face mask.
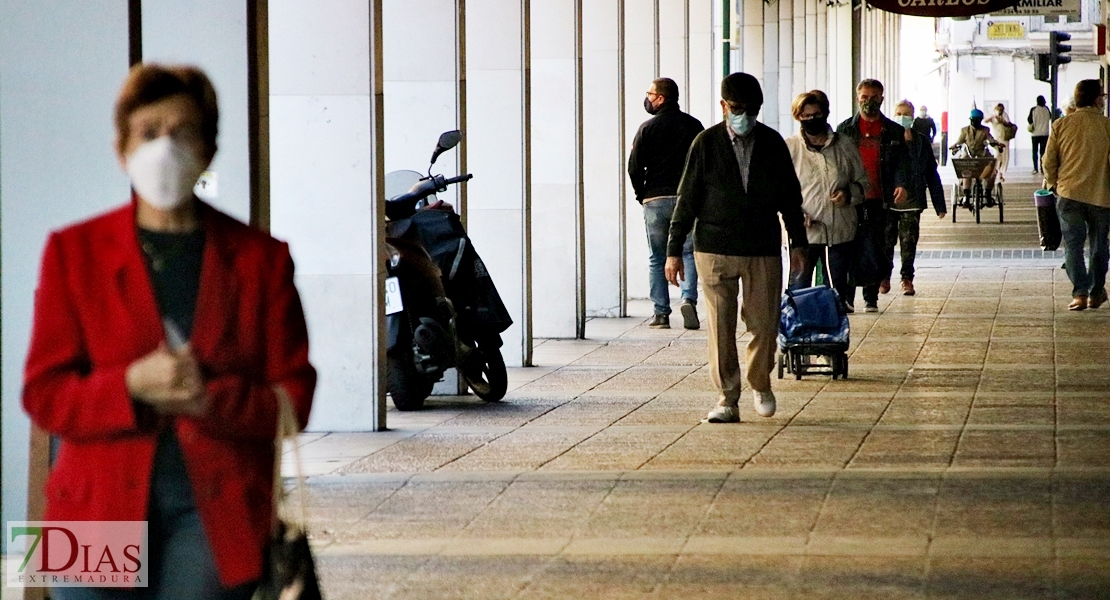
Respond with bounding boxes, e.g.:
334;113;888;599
895;115;913;130
728;112;754;136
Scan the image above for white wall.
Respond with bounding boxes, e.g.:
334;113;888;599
269;0;381;431
142;1;251;221
466;0;531;365
624;0;657;303
1;0;130;537
531;0;581;337
583;0;623;318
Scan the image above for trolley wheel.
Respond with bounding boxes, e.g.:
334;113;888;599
840;353;849;379
777;353;785;379
974;192;982;224
793;352;803;380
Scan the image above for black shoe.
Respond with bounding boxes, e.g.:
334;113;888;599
865;301;878;313
680;301;700;330
649;314;670;329
842;301;855;314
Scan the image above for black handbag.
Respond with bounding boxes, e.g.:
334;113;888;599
253;389;323;600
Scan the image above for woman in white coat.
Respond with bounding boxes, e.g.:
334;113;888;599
785;90;870;312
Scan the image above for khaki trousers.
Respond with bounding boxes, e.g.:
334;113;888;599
694;252;782;406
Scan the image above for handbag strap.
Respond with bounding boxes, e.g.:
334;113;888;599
272;385;309;531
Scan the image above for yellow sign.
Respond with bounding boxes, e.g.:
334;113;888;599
987;21;1026;39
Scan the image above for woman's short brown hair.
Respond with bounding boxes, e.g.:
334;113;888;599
791;90;830;121
114;63;219;158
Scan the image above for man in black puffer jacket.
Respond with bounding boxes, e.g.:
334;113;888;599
664;72;808;425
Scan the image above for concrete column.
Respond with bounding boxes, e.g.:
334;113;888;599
763;0;779;131
583;0;623;318
383;1;459;178
269;0;386;430
816;0;827;92
530;0;581;338
826;0;854;120
805;0;817;89
1;0;130;536
624;0;656;303
778;0;795;132
742;0;763;79
660;0;688;89
142;1;251;222
792;0;806;94
466;0;532;365
689;0;716;124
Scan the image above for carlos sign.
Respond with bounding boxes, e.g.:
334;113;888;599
867;0;1022;17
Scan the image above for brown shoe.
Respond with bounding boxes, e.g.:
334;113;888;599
879;279;891;294
901;279;915;296
1069;296;1088;311
1088;290;1108;309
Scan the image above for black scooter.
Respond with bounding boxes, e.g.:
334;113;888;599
383;130;512;410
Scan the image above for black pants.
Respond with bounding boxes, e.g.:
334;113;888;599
849;201;888;305
1031;135;1048;170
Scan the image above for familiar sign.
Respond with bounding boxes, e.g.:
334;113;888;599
868;0;1022;18
991;0;1081;16
987;21;1026;39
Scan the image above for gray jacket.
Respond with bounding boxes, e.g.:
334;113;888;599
785;130;869;246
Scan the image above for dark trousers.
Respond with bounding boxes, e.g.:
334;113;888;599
849;201;887;305
1031;136;1048;170
788;242;854;304
882;210;921;282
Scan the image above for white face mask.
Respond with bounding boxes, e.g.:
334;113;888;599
126;136;205;211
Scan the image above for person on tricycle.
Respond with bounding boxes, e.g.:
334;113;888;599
949;108;1005;206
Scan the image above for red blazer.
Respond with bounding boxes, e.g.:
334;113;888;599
23;200;317;588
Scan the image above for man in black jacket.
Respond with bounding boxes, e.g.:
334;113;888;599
664;72;808;424
836;79;910;312
629;77;705;329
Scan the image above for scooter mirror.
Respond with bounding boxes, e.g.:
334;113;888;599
429;130;463;167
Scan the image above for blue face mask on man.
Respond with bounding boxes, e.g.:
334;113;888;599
895;115;913;130
728;111;754;136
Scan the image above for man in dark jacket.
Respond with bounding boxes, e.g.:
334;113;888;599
890;99;947;296
664;72;808;424
836;78;910;312
629;77;705;329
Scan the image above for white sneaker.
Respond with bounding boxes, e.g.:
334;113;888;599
706;405;740;423
753;390;776;417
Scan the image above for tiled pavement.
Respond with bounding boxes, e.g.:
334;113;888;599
300;179;1110;599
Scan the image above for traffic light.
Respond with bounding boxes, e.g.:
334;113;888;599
1034;53;1051;83
1050;31;1072;66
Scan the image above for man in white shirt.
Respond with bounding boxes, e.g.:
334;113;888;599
1028;95;1052;174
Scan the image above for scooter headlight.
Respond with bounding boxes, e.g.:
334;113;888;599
385;242;402;268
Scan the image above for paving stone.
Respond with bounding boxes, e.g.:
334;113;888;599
302;263;1110;597
849;429;960;468
952;430;1055;468
934;478;1053;537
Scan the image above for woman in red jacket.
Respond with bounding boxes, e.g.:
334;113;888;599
23;64;317;599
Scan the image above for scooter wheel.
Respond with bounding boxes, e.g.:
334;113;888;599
462;344;508;402
387;352;434;410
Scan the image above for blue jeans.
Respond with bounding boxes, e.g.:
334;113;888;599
644;197;697;315
1058;196;1110;298
52;432;256;600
